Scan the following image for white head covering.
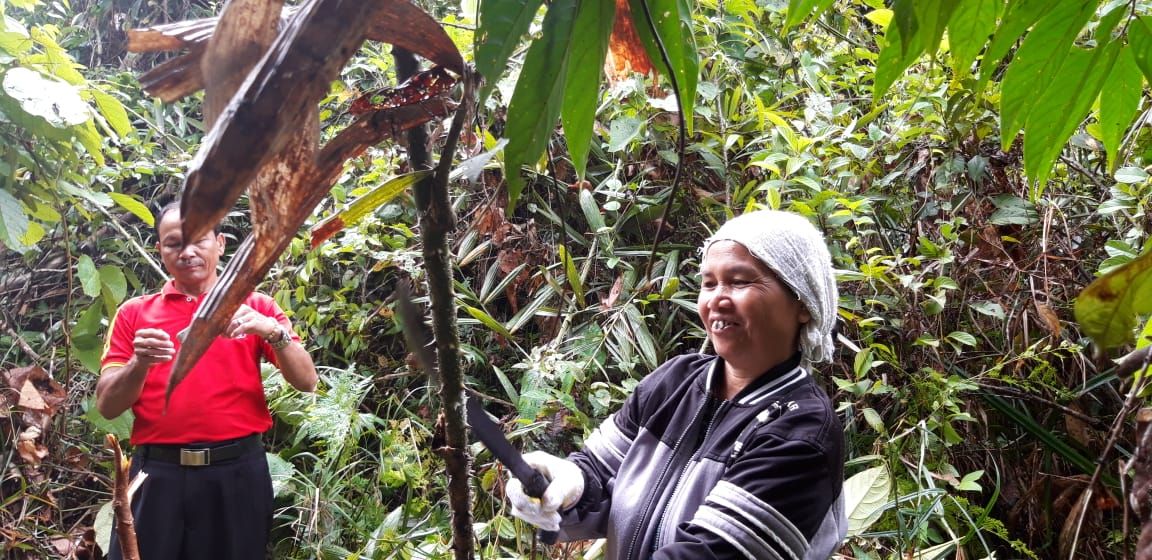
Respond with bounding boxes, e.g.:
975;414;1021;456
702;210;838;366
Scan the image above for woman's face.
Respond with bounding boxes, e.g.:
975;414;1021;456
697;241;810;373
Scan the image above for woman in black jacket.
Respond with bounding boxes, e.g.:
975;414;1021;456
506;209;846;560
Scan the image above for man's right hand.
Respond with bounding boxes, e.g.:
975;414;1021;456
132;328;175;366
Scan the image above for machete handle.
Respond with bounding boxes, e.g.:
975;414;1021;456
521;469;559;545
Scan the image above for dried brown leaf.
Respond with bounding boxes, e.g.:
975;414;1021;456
1035;301;1062;337
605;0;655;83
18;379;48;411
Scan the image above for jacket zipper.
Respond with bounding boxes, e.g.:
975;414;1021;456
623;396;711;560
653;399;728;548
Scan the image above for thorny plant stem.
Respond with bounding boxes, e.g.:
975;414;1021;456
393;47;474;560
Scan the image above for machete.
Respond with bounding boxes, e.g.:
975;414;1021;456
393;282;559;545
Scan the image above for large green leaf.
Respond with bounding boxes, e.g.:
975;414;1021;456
560;0;614;179
503;0;579;210
1075;250;1152;349
91;89;132;138
2;67;89;128
1023;42;1119;190
0;187;29;253
977;0;1048;81
627;0;698;134
783;0;836;31
309;170;431;247
844;466;891;536
998;0;1094;151
1128;17;1152;86
473;0;546;104
99;265;128;304
872;0;959;99
946;0;1000;74
1098;46;1142;173
110;192;154;227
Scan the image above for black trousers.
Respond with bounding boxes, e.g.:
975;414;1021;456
107;444;273;560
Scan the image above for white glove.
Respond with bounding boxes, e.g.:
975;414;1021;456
506;451;584;532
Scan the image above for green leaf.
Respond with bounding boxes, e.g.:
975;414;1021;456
474;0;546;103
978;0;1049;81
872;0;959;99
1129;17;1152;83
998;0;1095;151
784;0;836;31
109;192;154;226
93;501;113;555
464;304;516;340
989;194;1038;225
607;116;642;152
1115;166;1149;184
1075;250;1152;349
0;16;31;56
0;187;29;253
844;466;891;536
956;469;984;491
1099;47;1143;173
266;452;298;498
578;188;605;231
946;331;977;347
1023;42;1119;190
83;395;133;441
627;0;698;134
74;119;105;166
2;67;90;128
560;0;614;179
91;89;132;138
946;0;1001;73
312;172;430;248
77;255;100;297
99;265;128;304
9;0;42;11
558;244;585;307
503;0;579;210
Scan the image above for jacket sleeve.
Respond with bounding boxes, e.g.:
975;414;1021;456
555;355;696;540
654;432;844;560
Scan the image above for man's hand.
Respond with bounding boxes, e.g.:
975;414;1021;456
224;304;279;340
132;328;175;365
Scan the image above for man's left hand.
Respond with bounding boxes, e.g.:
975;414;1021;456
225;304;278;340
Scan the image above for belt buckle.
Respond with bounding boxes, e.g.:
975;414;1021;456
180;448;209;466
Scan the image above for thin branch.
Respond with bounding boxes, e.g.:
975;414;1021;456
1058;154;1108;190
94;205;168;280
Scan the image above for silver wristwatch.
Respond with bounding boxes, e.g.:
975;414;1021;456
266;324;293;350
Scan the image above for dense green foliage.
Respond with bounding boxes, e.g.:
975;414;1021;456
4;0;1152;558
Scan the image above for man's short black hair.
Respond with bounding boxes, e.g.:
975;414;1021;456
155;200;222;238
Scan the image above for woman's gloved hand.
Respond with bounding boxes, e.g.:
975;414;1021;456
506;451;584;532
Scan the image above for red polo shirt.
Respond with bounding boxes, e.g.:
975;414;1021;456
100;280;300;445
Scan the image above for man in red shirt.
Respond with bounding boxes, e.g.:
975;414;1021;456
97;200;317;559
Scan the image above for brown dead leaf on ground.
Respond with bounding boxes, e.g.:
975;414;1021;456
17;426;48;467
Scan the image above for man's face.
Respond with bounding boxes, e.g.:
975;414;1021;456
156;209;224;292
697;241;810;373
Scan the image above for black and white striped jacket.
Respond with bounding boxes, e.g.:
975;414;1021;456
558;352;846;560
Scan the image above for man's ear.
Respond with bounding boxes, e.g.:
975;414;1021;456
215;233;226;255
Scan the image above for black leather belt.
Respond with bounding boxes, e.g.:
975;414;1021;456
136;434;263;467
